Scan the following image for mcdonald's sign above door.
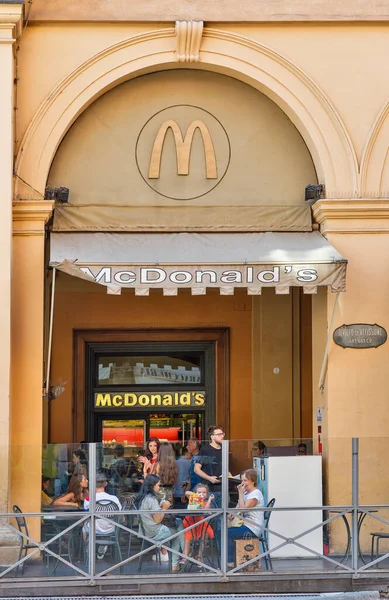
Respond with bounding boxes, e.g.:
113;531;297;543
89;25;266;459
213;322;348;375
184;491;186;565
136;105;231;201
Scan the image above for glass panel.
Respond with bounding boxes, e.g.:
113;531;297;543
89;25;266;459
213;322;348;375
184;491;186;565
149;413;203;444
5;438;373;582
97;354;202;385
102;419;145;452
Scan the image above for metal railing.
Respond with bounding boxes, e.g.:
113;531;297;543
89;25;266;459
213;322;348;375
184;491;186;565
1;439;389;588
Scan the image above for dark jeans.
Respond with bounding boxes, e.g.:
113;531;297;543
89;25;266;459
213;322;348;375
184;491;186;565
173;496;187;510
227;525;253;563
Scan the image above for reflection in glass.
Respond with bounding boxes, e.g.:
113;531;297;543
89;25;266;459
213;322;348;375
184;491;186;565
98;355;202;385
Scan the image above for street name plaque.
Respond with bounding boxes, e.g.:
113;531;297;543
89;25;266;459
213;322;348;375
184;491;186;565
333;323;387;349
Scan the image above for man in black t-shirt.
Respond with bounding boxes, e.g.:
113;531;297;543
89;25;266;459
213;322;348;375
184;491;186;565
193;425;229;546
194;425;228;500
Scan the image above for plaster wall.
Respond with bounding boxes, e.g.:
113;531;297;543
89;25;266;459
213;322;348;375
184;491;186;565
8;1;389;561
47;69;316;209
15;23;389;175
28;0;389;22
50;278;309;451
50;278;253;442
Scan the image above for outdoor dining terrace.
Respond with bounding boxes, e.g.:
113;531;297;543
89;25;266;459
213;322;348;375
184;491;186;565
1;438;389;594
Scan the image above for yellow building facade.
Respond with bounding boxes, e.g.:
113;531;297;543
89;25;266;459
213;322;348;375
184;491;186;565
2;0;389;568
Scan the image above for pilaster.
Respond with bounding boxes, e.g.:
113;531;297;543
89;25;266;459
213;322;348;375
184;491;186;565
11;201;54;497
0;2;24;565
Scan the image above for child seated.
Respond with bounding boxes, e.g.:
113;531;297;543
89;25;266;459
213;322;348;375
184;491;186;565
181;483;215;564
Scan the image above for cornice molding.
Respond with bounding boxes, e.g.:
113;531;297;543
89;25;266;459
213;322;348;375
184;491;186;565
12;200;54;235
0;4;24;40
313;199;389;234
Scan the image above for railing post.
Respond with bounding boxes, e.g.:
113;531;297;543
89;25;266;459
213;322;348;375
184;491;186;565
351;437;359;573
88;443;96;580
221;438;229;575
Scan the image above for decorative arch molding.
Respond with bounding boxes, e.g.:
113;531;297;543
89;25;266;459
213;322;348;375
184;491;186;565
360;101;389;196
14;27;358;200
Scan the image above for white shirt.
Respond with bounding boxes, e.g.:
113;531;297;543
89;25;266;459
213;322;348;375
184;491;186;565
84;491;122;535
242;488;264;537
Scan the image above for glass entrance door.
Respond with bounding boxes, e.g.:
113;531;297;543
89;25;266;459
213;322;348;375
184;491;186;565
149;412;203;444
101;418;146;471
98;412;203;459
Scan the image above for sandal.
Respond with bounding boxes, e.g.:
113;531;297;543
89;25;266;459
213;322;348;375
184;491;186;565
172;565;180;572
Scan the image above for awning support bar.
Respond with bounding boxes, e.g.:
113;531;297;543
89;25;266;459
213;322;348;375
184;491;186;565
318;291;340;394
45;267;56;398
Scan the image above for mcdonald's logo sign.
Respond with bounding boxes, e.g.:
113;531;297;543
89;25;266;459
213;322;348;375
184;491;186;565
148;119;218;179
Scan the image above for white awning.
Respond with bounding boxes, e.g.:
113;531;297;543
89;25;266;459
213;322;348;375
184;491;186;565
49;231;347;295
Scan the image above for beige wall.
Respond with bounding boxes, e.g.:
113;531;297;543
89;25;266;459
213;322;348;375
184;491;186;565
252;289;313;442
29;0;389;22
48;70;316;208
8;1;389;562
15;22;389;188
252;291;294;440
50;276;253;442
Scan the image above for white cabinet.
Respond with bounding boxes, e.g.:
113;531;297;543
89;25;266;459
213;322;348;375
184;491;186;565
254;455;323;558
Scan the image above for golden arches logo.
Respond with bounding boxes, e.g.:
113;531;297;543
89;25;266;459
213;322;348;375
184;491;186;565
148;119;217;179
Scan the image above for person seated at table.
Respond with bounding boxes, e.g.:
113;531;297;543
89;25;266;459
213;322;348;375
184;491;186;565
181;483;215;565
41;476;53;507
107;444;139;496
53;473;88;509
252;440;267;457
135;474;183;572
82;471;122;559
227;469;264;567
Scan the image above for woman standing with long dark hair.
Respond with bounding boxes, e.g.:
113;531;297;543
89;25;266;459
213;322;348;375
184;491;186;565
139;437;160;476
154;443;178;486
153;443;179;518
135;474;182;572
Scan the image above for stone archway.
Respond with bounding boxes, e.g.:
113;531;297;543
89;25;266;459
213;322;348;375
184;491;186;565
360;100;389;196
14;27;358;201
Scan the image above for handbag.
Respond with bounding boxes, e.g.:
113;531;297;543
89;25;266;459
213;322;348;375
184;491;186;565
235;532;261;572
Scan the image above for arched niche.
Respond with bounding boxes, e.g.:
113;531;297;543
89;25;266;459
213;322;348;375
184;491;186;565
15;28;358;200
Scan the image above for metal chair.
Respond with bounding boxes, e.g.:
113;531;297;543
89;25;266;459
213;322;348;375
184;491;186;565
85;500;123;570
370;531;389;563
12;505;37;574
120;494;138;559
137;520;165;572
258;497;275;570
181;511;219;572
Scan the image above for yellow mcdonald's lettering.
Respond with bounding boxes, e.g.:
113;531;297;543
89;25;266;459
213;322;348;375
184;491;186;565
148;119;217;180
150;394;162;406
194;393;205;406
112;394;123;407
95;393;112;407
138;394;150;407
162;393;173;406
95;391;206;408
180;392;191;406
124;393;137;406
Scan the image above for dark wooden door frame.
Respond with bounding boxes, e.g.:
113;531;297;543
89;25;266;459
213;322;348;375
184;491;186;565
73;328;230;443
